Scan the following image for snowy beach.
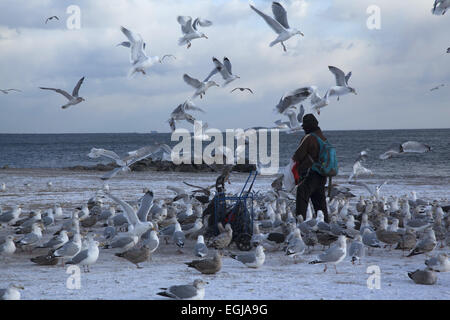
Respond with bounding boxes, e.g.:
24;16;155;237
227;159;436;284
0;168;448;300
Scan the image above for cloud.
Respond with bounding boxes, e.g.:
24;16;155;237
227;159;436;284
0;0;449;133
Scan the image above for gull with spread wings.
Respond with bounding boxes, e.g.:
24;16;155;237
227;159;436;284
177;16;212;49
327;66;357;101
0;88;21;94
183;73;219;100
204;57;240;87
39;77;85;109
250;2;304;52
119;26;175;77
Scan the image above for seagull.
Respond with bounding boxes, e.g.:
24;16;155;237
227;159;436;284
119;26;175;77
400;141;432;153
204;57;240;87
66;240;100;273
229;245;266;268
349;181;387;199
45;16;59;24
231;87;253;94
348;160;373;181
275;87;315;114
0;88;21;94
0;284;24;300
168;100;206;132
327;66;357;101
183;73;219;100
250;2;304;52
309;235;347;273
39;77;85;109
275;105;304;133
157;279;208;300
310;87;330;115
432;0;450;15
177;16;212;48
430;84;445;91
88;145;170;180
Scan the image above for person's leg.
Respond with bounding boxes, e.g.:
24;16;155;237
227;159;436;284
296;174;313;221
310;173;329;222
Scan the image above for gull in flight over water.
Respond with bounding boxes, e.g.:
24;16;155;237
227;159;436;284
274;104;305;133
39;77;85;109
168;100;206;132
275;87;315;114
88;144;171;180
204;57;240;87
183;73;219;100
119;26;175;76
310;86;330;115
177;16;212;49
430;84;445;91
250;2;304;52
327;66;357;101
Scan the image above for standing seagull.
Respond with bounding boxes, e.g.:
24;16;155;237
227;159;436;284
119;26;174;77
183;73;219;99
250;2;304;52
309;235;347;273
39;77;85;109
177;16;212;49
327;66;357;101
204;57;240;87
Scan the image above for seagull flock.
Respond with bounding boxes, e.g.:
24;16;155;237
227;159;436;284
0;1;449;300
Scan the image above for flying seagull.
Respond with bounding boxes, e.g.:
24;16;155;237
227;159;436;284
183;73;219;100
177;16;212;49
39;77;85;109
250;2;304;52
168;100;206;132
88;144;171;180
275;87;315;114
204;57;240;87
0;88;21;94
327;66;357;101
45;16;59;24
231;87;253;94
310;87;330;115
432;0;450;15
119;26;175;76
430;84;445;91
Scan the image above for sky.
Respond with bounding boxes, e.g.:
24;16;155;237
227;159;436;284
0;0;449;133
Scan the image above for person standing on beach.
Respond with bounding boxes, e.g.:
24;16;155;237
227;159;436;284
292;114;329;223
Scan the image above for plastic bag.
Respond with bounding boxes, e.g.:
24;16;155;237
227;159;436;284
283;159;297;192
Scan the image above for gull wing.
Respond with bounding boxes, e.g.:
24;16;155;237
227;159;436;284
177;16;194;34
272;2;290;29
348;181;375;196
223;57;233;75
297;104;305;123
87;148;125;166
39;87;73;100
345;72;352;86
193;18;213;30
250;4;285;34
136;191;154;222
183;74;202;89
100;167;129;180
328;66;347;86
183;100;205;113
72;77;85;97
105;192;139;226
123;145;160;166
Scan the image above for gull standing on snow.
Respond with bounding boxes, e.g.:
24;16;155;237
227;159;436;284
230;245;266;268
309;235;347;273
327;66;357;101
119;26;175;76
204;57;240;87
0;284;24;300
177;16;212;48
183;73;219;100
66;240;100;273
157;279;208;300
194;235;209;257
39;77;85;109
250;2;304;52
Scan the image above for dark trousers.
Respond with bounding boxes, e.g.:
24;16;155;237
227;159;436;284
296;169;329;222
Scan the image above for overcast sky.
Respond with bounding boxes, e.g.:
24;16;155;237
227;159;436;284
0;0;449;133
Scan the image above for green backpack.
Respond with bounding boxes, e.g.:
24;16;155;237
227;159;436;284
309;133;338;177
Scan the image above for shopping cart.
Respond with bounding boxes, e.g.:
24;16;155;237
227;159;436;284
212;170;258;251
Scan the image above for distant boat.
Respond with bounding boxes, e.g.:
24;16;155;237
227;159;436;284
150;130;158;134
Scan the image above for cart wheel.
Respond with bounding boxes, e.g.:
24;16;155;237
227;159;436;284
236;233;252;251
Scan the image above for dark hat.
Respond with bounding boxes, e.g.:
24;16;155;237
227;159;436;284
302;113;319;130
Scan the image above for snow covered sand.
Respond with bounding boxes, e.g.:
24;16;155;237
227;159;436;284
0;168;449;300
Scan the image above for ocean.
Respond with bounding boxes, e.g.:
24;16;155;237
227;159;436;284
0;129;449;182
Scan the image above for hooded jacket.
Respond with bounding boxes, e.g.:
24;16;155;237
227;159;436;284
292;128;327;177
